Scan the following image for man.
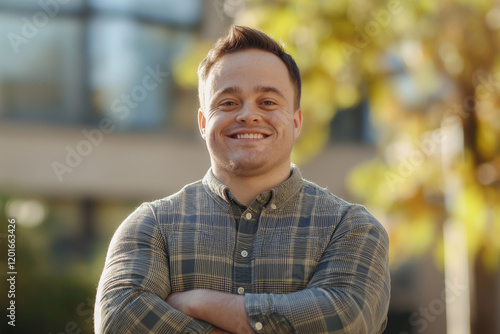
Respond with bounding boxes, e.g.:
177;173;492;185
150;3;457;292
95;25;390;334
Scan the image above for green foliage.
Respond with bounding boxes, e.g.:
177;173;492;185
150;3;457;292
233;0;499;268
0;197;98;333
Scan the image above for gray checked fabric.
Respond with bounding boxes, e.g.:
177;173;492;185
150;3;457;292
95;165;390;333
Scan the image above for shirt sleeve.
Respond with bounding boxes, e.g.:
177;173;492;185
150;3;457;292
244;205;391;334
94;203;215;334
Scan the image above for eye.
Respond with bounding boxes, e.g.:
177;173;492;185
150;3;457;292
262;100;277;106
217;100;238;110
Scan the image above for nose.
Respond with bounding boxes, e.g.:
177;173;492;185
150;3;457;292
236;103;262;124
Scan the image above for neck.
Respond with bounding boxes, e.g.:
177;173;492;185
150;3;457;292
212;162;292;206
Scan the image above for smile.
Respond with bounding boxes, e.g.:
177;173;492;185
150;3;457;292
234;133;266;139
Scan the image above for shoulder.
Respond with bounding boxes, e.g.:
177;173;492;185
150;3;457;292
147;179;204;210
300;178;388;240
112;180;205;239
133;179;213;226
299;178;356;214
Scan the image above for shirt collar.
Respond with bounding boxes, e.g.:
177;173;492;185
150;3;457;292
202;163;303;208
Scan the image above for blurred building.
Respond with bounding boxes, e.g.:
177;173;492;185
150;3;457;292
3;1;496;333
0;1;377;226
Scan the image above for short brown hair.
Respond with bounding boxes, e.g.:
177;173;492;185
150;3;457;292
198;25;301;110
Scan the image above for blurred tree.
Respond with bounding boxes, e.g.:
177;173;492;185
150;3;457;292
0;196;99;334
173;0;500;332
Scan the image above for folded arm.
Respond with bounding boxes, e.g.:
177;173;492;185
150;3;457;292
94;203;216;334
166;289;252;334
245;208;390;333
167;206;390;334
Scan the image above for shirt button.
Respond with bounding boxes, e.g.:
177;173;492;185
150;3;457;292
270;203;277;210
255;322;263;331
237;287;245;294
241;250;248;257
245;213;252;219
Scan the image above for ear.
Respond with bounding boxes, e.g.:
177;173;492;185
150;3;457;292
293;108;303;139
198;108;207;140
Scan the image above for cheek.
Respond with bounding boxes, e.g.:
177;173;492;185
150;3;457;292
270;114;295;135
206;116;229;138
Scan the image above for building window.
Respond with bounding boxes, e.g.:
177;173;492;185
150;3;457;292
0;0;202;131
329;98;375;144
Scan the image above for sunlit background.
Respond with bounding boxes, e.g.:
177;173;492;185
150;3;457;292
1;1;499;333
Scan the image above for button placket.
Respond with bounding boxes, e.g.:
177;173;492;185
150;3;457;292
233;209;256;295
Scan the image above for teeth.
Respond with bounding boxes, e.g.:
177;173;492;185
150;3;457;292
236;133;264;139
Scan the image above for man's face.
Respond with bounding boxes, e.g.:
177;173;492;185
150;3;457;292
199;48;302;178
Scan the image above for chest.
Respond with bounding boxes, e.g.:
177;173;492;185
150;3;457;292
164;213;334;294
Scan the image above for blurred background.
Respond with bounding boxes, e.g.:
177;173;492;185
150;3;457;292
1;0;499;333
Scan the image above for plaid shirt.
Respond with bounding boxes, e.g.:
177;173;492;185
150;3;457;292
95;165;390;333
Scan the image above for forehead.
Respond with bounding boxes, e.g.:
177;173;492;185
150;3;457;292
206;49;294;96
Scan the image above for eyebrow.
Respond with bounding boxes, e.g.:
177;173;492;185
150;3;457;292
213;85;286;100
253;85;286;99
216;86;242;96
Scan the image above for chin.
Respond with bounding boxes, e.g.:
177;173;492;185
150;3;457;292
227;159;269;176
